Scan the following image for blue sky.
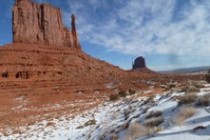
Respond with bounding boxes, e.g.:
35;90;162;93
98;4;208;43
1;0;210;71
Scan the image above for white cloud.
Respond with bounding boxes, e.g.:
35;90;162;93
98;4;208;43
64;0;210;57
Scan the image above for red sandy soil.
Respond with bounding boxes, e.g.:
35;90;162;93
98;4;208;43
0;43;205;132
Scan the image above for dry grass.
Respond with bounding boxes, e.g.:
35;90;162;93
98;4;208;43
110;134;118;140
180;86;200;94
191;81;204;89
196;94;210;106
145;111;162;119
126;123;148;139
2;127;13;136
176;94;197;105
174;107;197;125
188;86;200;93
144;110;164;128
145;116;164;127
84;119;96;127
123;108;131;120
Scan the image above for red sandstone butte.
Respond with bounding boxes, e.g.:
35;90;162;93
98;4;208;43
12;0;80;48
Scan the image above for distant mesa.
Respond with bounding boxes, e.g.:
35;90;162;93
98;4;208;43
12;0;80;48
132;56;146;70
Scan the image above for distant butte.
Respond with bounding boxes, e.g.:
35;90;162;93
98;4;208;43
132;56;146;69
12;0;80;48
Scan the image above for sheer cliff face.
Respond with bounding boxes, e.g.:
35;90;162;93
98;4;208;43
12;0;80;48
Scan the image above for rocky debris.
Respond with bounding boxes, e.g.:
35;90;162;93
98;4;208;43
12;0;80;48
132;56;146;69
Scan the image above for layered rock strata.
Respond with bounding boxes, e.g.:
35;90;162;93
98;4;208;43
12;0;80;48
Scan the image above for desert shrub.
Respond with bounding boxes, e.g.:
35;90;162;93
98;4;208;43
142;96;155;106
110;134;118;140
192;125;206;132
179;86;188;93
109;94;119;101
2;127;13;136
191;81;204;89
176;94;197;105
126;123;148;139
99;135;106;140
180;86;199;94
162;82;176;91
206;69;210;83
121;121;130;130
128;89;136;95
84;119;96;127
168;83;176;89
145;111;162;119
144;111;164;128
196;94;210;106
118;90;127;97
76;125;84;129
123;109;131;120
46;122;55;127
188;86;200;93
145;116;164;127
174;107;197;125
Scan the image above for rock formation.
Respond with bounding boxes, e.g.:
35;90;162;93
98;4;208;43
71;15;80;48
0;0;128;82
12;0;80;48
132;56;146;69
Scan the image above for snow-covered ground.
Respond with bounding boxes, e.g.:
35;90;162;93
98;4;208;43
1;82;210;140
